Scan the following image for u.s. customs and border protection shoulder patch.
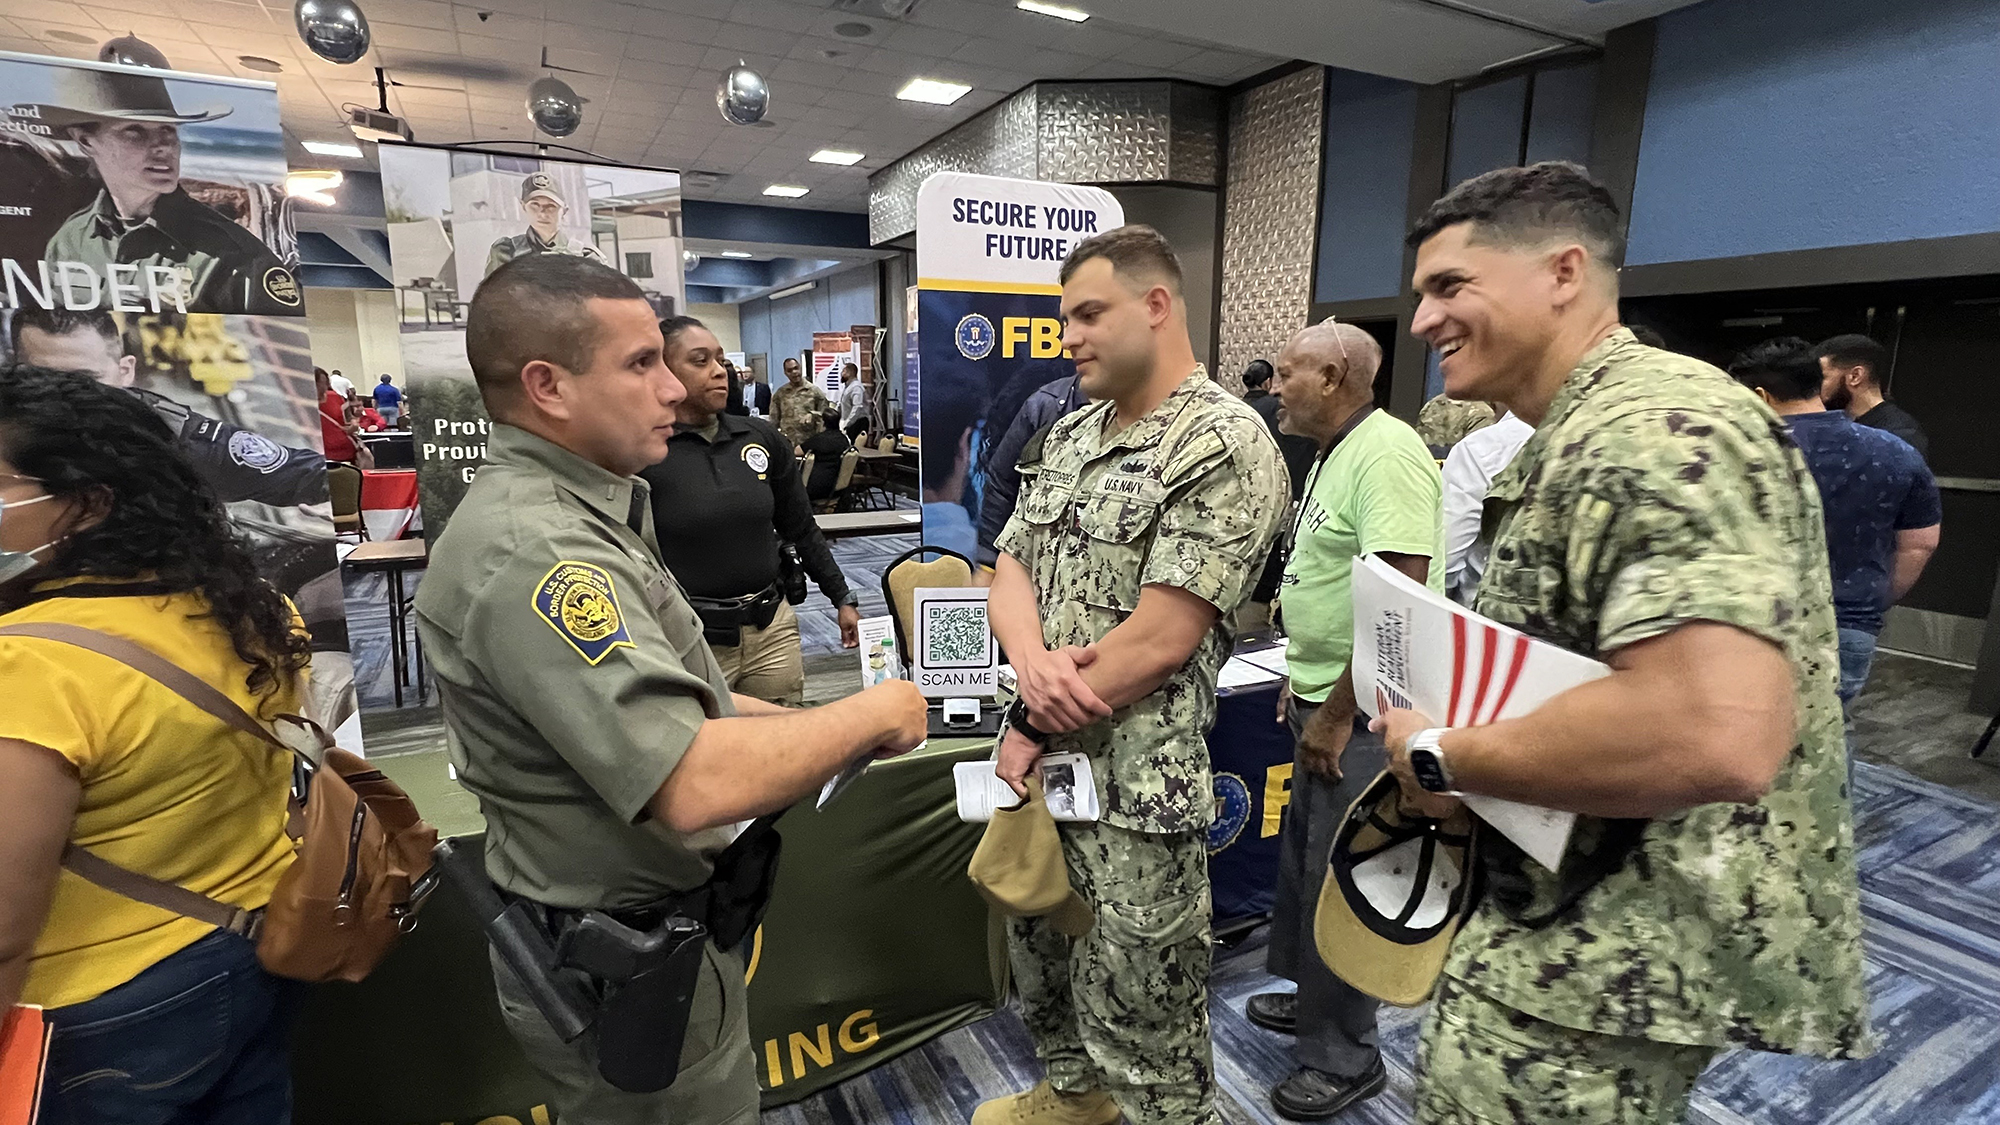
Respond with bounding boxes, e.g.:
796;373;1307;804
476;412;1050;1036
534;561;634;665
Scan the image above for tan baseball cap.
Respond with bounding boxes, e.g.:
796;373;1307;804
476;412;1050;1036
967;774;1094;936
1314;770;1478;1007
520;171;564;206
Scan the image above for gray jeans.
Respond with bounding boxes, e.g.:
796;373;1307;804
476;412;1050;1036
1265;697;1385;1079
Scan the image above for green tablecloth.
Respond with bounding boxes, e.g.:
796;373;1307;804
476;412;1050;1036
292;737;1004;1122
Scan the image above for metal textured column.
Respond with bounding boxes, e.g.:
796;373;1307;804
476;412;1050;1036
1216;67;1325;393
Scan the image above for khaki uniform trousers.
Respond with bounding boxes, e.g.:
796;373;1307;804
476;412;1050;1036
711;600;806;706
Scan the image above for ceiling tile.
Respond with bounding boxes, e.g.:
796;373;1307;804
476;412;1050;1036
629;13;721;42
453;32;546;65
461;0;547;17
878;22;970;59
698;45;781;72
569;2;647;32
620;35;708;67
545;23;628;56
710;20;798;57
725;0;819;33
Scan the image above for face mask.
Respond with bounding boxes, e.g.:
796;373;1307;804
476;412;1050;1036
0;490;57;585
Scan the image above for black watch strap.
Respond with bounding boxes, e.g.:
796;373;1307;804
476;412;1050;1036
1006;697;1049;743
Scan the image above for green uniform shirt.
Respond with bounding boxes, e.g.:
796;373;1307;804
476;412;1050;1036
44;188;301;316
482;227;607;278
771;381;831;448
1416;394;1495;447
1451;329;1870;1057
997;368;1289;834
414;424;738;910
1280;408;1445;703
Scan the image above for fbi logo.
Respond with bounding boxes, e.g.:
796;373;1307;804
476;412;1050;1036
955;314;996;361
534;561;634;665
1206;772;1251;854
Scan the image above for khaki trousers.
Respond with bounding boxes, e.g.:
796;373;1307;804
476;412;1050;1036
711;600;806;706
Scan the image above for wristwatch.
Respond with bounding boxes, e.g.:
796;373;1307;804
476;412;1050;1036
1006;697;1050;744
1406;728;1457;794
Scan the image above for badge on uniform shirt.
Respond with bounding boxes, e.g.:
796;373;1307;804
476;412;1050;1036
743;444;770;475
534;561;634;665
228;429;289;473
263;267;302;307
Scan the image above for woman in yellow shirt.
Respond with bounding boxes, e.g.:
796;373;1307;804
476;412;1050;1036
0;367;314;1124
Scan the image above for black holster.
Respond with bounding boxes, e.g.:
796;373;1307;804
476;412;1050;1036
553;910;710;1093
690;586;784;648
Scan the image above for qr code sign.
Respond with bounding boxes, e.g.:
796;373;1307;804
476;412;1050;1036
922;602;992;667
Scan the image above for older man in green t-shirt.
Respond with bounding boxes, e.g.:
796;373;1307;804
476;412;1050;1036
1248;319;1443;1121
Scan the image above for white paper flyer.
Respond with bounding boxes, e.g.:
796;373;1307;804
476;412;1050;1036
1351;555;1610;870
953;752;1100;823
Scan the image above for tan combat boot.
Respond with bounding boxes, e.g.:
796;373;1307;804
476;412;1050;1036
970;1081;1121;1125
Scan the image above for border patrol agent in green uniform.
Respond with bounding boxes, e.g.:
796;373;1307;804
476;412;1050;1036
35;68;301;316
983;227;1289;1125
414;255;926;1124
1373;163;1869;1124
483;171;608;279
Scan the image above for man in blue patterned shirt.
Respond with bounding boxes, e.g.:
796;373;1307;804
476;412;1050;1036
1729;337;1940;706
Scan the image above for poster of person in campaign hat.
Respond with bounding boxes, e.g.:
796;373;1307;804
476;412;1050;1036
0;50;301;317
482;170;607;278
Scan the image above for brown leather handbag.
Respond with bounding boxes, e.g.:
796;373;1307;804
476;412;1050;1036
0;622;440;983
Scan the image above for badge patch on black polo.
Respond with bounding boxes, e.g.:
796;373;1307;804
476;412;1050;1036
263;267;301;307
534;561;634;665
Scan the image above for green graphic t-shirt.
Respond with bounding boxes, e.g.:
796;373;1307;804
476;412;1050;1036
1280;409;1445;702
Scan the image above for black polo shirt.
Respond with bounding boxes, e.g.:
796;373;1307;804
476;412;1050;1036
639;413;855;605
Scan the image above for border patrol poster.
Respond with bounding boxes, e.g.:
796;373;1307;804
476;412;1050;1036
913;172;1121;561
376;144;684;540
0;50;364;748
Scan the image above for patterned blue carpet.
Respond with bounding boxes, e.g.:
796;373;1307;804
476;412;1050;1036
765;760;2000;1125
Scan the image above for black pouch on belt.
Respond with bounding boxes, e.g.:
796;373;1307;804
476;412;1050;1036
705;815;784;949
693;587;784;648
554;910;711;1093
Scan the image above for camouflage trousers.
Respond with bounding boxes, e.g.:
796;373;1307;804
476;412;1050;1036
1416;976;1715;1124
1008;821;1218;1125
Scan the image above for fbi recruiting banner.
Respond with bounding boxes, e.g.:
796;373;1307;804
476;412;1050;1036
0;50;364;747
913;172;1122;560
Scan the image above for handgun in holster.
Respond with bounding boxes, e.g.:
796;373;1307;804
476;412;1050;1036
432;839;710;1093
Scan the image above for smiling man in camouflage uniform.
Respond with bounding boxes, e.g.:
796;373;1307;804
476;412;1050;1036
1370;162;1869;1124
981;225;1288;1125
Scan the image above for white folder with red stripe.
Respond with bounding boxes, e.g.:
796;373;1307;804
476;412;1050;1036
1351;555;1610;870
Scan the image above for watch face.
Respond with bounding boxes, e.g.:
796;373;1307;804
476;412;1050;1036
1410;748;1450;793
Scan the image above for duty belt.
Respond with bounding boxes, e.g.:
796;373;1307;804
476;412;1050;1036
688;585;784;646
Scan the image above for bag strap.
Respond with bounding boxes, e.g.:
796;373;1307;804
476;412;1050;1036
0;622;321;767
0;622;310;936
59;844;261;938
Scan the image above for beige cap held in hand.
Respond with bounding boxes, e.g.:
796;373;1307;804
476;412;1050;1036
967;774;1094;937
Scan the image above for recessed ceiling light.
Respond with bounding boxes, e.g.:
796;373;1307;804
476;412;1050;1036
833;21;875;38
720;250;754;258
46;29;93;44
1017;0;1090;20
238;54;283;72
303;140;364;158
810;149;864;166
763;184;810;198
897;78;971;105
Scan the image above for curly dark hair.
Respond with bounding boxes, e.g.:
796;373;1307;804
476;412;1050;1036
0;366;310;699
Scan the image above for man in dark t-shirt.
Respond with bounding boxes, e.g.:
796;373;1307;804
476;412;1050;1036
801;411;851;500
1815;333;1929;459
1733;339;1941;708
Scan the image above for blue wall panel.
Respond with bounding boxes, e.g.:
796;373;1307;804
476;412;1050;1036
1445;75;1527;191
737;264;879;369
1314;69;1421;305
1525;61;1598;167
1626;0;2000;266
